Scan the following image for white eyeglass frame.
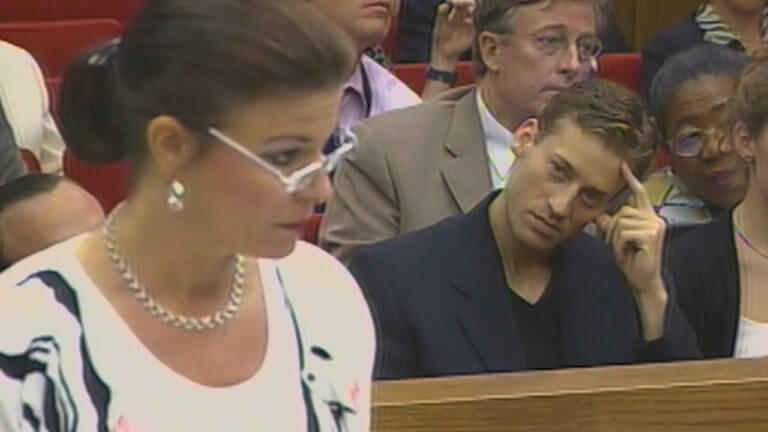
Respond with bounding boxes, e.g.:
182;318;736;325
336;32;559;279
207;127;355;194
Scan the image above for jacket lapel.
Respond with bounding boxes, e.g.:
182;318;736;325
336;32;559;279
441;89;493;213
449;194;527;372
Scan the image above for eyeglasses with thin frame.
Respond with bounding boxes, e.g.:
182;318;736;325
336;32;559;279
669;128;728;158
532;30;602;63
207;127;355;194
499;28;602;63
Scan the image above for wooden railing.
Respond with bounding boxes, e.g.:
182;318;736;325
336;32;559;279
372;358;768;431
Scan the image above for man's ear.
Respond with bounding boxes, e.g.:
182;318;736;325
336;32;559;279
477;31;505;73
512;118;539;157
145;116;200;181
732;121;756;162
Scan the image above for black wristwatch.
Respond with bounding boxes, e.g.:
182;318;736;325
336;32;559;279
425;66;456;85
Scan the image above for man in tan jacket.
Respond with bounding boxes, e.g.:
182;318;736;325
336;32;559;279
321;0;602;262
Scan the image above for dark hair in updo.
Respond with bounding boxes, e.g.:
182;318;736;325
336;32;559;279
59;0;356;165
648;44;749;138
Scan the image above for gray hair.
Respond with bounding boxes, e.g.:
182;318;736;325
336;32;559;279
471;0;599;76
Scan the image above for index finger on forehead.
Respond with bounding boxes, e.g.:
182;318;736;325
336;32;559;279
621;162;651;209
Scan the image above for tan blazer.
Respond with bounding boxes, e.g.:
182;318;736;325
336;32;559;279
320;87;493;263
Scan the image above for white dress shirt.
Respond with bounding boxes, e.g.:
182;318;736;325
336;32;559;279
0;40;65;173
476;90;516;189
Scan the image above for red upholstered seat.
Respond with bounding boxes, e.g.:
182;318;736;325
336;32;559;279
597;53;642;95
63;150;131;213
19;149;42;174
301;213;324;245
393;61;476;95
597;53;670;168
0;19;123;79
0;0;145;26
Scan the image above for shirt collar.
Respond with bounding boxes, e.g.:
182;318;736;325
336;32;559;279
344;61;365;98
477;90;513;144
476;90;516;188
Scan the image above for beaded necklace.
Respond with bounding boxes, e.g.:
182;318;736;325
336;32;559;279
103;211;246;331
734;213;768;260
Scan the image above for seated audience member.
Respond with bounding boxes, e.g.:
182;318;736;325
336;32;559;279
0;174;104;269
350;79;700;380
642;0;767;98
321;0;602;262
0;40;66;173
668;48;768;359
307;0;420;151
396;0;625;63
0;1;375;430
644;45;750;226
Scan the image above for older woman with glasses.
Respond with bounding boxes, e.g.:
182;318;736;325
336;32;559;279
644;44;751;227
667;45;768;360
0;0;374;431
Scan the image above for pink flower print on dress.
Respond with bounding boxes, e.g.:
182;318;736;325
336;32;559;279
114;416;139;432
348;380;361;411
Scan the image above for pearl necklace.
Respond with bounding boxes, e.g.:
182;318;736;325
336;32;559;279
103;212;246;331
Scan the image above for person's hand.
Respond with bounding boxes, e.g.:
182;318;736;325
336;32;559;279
429;0;476;71
596;163;668;340
596;163;666;297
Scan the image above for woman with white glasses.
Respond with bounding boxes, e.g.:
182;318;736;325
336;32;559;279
0;0;373;431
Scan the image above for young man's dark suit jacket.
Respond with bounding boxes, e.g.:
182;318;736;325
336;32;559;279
349;192;701;380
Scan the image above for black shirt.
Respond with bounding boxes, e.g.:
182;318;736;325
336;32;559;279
506;276;563;370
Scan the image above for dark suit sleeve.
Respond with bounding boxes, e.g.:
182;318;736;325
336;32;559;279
633;290;702;362
348;246;419;380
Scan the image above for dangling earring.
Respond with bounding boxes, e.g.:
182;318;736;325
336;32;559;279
166;180;187;213
744;155;756;164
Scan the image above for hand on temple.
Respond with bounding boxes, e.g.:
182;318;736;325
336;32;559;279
596;163;668;341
